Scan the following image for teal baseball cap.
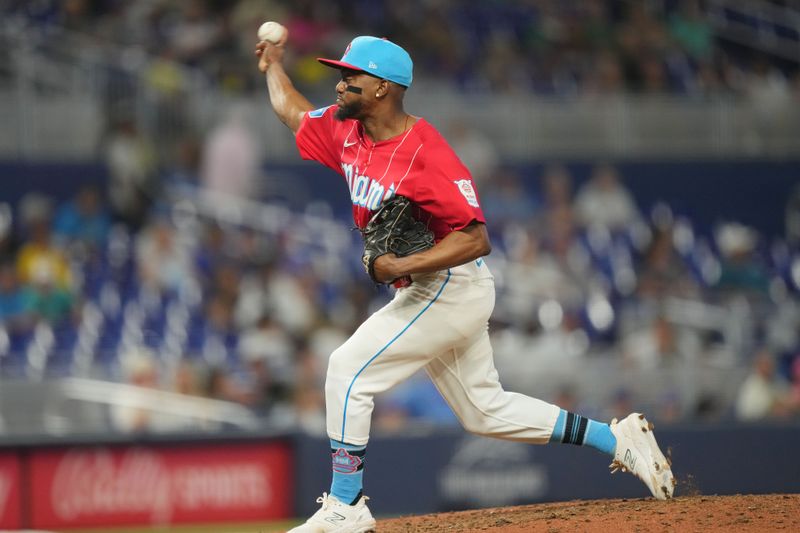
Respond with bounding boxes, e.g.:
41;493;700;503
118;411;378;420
318;36;413;88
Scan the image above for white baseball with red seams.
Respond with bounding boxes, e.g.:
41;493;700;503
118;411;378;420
257;21;287;44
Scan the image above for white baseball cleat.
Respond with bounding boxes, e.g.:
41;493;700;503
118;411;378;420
288;492;376;533
609;413;676;500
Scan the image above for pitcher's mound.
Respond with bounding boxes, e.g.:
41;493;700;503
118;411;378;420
378;494;799;532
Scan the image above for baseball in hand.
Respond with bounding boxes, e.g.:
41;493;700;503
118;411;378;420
257;21;287;44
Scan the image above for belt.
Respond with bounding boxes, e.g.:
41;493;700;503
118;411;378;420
392;276;412;289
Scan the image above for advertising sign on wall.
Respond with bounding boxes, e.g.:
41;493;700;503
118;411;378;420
28;442;292;529
0;452;21;530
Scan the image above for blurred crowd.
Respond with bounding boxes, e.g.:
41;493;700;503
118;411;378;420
2;0;800;436
4;0;800;98
2;152;800;436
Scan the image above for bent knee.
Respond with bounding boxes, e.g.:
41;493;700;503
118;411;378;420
325;346;362;400
326;346;358;381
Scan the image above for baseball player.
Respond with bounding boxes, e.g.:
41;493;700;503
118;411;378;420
255;34;675;533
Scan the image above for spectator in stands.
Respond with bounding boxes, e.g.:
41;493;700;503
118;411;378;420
539;163;574;226
110;348;185;433
582;50;625;96
446;120;500;187
247;261;318;336
209;262;243;311
622;316;681;370
693;392;726;422
236;226;278;273
194;222;231;287
105;118;158;230
135;217;193;293
172;359;204;397
668;0;714;62
538;165;576;246
537;168;593;289
235;261;276;331
162;136;202;190
0;204;16;265
742;57;792;116
200;106;264;199
238;312;295;411
574;163;640;232
616;3;670;92
741;56;793;151
735;348;792;421
142;49;194;159
0;262;25;326
12;196;77;327
480;168;540;229
638;54;670;94
202;364;255;407
166;0;223;65
492;311;589;395
53;185;111;251
201;294;238;357
15;195;72;291
12;0;800;101
715;222;770;296
503;231;586;316
578;0;616;52
637;224;698;299
19;261;76;325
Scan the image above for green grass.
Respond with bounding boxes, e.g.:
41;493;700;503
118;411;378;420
64;520;300;533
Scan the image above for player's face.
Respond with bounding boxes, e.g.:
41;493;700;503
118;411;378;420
334;69;376;121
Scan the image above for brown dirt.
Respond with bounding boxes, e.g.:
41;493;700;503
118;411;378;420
377;494;800;532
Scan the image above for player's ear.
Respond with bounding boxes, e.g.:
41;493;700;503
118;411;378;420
375;79;390;98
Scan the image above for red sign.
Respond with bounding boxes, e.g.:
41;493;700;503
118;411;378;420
28;442;292;529
0;452;22;530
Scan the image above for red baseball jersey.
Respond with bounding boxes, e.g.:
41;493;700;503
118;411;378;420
295;105;485;241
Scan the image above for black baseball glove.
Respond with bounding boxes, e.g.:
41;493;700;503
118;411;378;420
361;195;434;284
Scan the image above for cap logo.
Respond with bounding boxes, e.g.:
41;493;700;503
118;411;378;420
368;61;378;69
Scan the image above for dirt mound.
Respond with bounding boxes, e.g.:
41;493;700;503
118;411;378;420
377;494;799;532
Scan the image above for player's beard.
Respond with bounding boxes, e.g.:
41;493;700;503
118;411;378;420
334;99;364;121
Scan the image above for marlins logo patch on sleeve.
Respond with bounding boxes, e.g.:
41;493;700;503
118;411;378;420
308;107;327;118
454;179;480;208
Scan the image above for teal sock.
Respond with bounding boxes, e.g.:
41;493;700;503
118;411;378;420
329;440;365;505
549;409;616;456
549;409;567;442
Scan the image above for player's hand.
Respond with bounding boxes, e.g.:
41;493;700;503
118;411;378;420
255;40;285;73
372;254;403;284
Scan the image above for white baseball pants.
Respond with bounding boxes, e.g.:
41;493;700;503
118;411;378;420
325;260;560;445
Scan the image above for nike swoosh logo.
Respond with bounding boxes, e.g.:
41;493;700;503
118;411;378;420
344;139;357;147
476;258;483;267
